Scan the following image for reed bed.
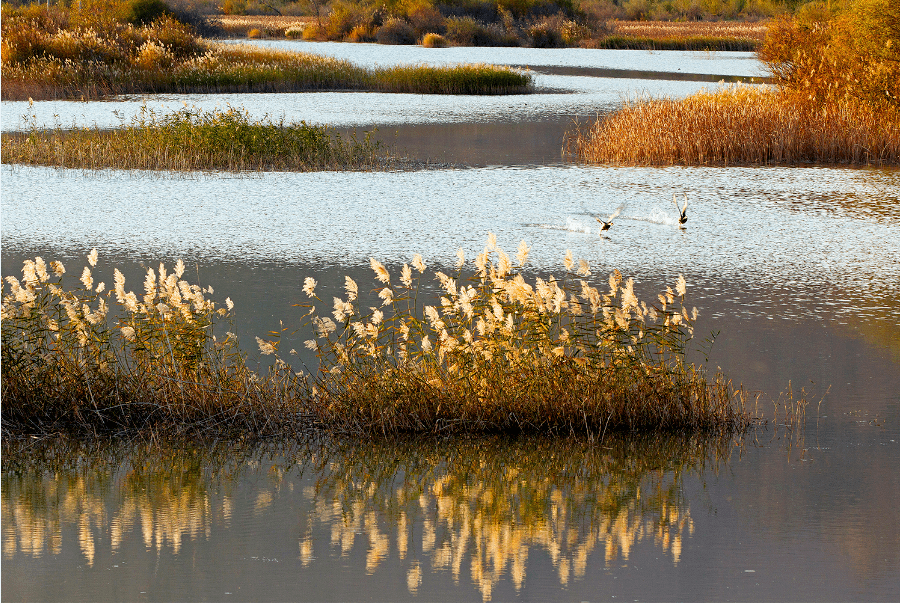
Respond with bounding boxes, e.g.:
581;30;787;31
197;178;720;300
570;85;900;166
2;240;767;438
0;106;393;172
590;35;757;52
292;234;753;435
1;12;531;100
0;251;306;437
610;19;769;42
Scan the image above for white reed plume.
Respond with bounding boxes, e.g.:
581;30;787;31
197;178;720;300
303;277;317;298
401;264;413;288
456;248;465;268
80;267;93;291
412;254;426;273
34;258;49;283
516;240;530;267
497;249;512;279
345;276;358;301
370;258;390;284
87;248;98;267
256;336;276;355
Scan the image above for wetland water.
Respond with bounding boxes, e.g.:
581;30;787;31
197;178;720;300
2;44;899;601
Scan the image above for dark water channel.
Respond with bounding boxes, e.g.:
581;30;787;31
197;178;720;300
3;45;900;601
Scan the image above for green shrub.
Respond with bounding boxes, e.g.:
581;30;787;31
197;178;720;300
124;0;172;26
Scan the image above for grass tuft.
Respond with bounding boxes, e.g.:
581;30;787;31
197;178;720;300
569;85;900;166
0;238;790;438
0;105;394;172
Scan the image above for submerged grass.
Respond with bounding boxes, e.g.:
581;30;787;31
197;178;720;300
569;85;900;166
0;237;782;439
0;106;394;172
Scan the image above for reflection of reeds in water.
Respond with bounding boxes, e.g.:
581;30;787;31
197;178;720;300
2;434;727;598
1;449;225;566
302;434;725;599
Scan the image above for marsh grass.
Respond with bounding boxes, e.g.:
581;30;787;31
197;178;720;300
0;238;784;438
573;1;900;167
594;19;766;50
570;85;900;166
1;105;392;172
0;251;306;437
590;35;757;52
289;235;754;435
1;11;532;100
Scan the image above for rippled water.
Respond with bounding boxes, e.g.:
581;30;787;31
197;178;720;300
2;44;899;602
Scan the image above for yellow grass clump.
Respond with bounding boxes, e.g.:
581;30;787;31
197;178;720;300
292;234;754;434
1;105;393;172
1;238;776;438
570;85;900;166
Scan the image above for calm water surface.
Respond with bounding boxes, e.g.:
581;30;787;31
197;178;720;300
2;45;898;601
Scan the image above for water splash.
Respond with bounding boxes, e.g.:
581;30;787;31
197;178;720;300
627;206;680;226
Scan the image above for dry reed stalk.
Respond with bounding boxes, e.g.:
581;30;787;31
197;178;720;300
610;20;769;42
210;15;315;30
570;86;900;166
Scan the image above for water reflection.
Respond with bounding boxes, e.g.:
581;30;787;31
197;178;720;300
2;434;731;601
302;435;719;600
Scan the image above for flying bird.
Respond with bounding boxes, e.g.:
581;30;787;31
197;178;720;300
673;193;688;227
594;203;625;234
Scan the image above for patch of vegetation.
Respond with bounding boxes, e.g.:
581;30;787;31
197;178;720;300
1;106;395;171
0;239;792;438
0;1;531;99
571;0;900;166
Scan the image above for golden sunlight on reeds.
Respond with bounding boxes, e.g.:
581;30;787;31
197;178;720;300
570;85;900;166
295;234;753;434
610;20;769;43
2;237;798;437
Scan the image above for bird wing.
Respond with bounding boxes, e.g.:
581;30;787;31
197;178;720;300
607;203;625;222
673;193;681;213
681;193;688;214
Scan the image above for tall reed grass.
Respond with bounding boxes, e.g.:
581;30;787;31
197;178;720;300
1;105;393;172
1;250;306;437
1;239;773;438
1;7;531;100
573;1;900;167
292;234;752;435
570;85;900;166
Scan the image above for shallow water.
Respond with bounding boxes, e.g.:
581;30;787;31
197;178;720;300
2;44;899;601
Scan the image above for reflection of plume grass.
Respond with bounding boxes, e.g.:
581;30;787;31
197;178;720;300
1;251;303;436
1;106;390;172
298;234;751;435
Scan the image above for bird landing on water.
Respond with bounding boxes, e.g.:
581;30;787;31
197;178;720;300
673;193;688;227
593;203;625;235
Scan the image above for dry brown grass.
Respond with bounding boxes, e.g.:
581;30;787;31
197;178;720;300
570;85;900;166
610;19;769;43
209;15;314;37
